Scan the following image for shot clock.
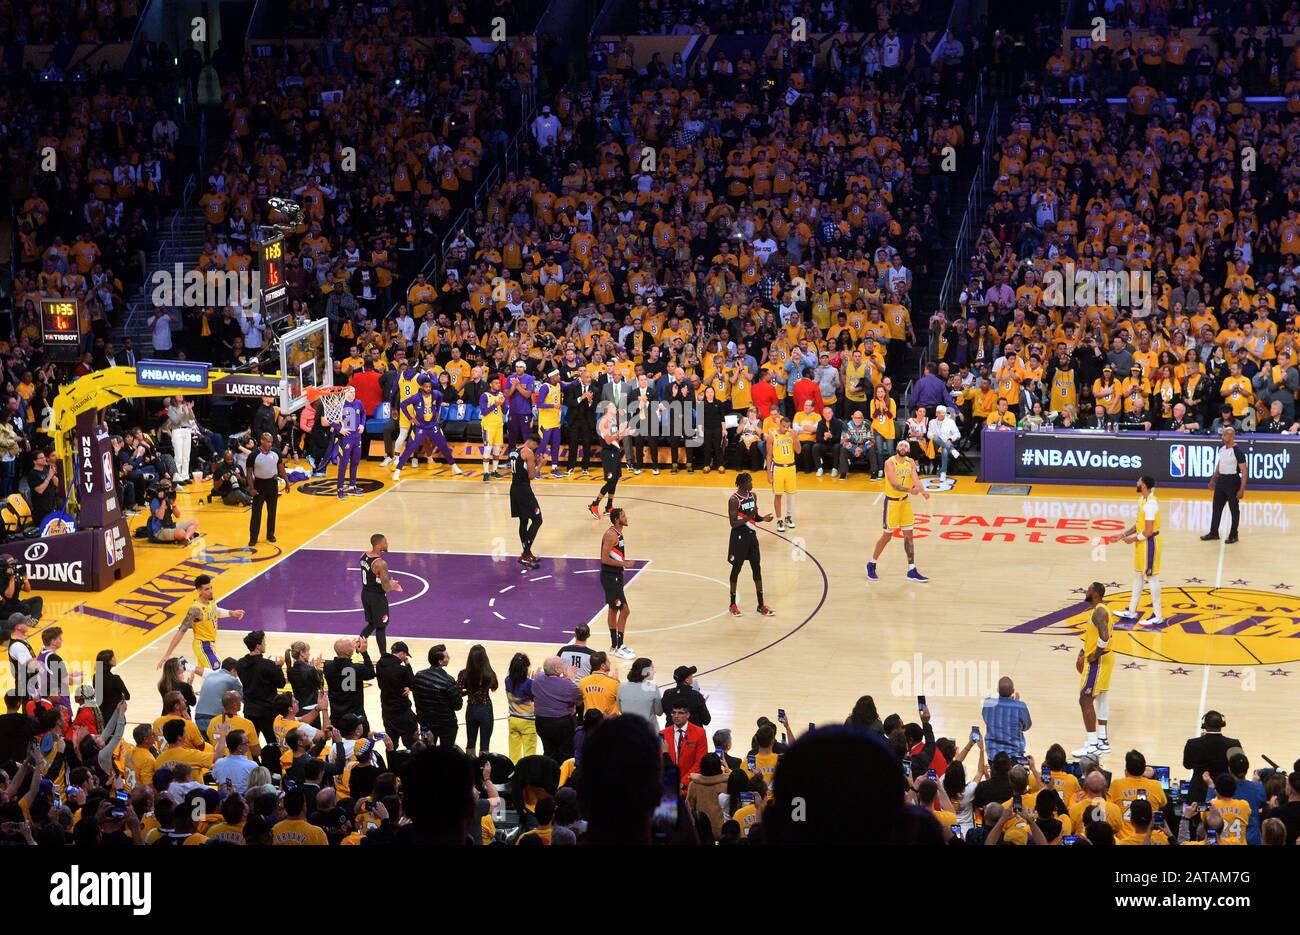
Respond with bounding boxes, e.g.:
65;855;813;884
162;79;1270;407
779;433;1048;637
259;234;288;309
40;297;84;362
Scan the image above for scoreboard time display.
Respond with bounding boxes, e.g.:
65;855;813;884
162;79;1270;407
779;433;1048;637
40;297;84;361
259;234;288;307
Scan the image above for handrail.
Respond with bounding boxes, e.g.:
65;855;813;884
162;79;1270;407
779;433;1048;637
380;83;539;324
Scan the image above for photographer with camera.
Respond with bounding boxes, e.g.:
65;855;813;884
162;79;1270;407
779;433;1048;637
0;558;42;621
209;450;252;507
24;450;61;525
145;481;200;544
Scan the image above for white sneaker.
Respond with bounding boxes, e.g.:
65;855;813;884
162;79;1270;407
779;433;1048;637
651;468;660;475
380;456;392;467
410;457;419;468
939;472;947;482
1142;616;1164;627
392;469;401;481
785;517;795;529
1114;609;1139;620
1072;743;1102;758
831;468;839;477
816;467;824;477
776;518;786;531
1096;740;1111;753
452;464;464;475
614;645;635;659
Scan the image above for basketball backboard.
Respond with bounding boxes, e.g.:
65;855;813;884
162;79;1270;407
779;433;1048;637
278;317;332;414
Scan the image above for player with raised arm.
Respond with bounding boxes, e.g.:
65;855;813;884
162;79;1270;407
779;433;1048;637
1106;475;1164;627
866;440;931;582
359;533;403;655
589;401;623;519
599;508;636;659
157;575;246;671
727;472;776;617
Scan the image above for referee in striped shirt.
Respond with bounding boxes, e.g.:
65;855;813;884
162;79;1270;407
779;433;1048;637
1201;427;1247;544
247;432;291;546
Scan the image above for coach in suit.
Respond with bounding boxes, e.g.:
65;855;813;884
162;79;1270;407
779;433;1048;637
662;701;708;791
564;371;603;473
1183;710;1242;804
624;374;660;470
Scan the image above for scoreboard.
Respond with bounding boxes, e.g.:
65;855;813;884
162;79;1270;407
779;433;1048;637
259;234;288;313
40;297;85;362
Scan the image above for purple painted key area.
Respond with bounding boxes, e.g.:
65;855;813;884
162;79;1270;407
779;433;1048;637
230;549;646;643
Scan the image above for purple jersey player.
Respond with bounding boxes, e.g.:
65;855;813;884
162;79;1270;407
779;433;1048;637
392;374;464;479
504;360;537;447
332;385;368;499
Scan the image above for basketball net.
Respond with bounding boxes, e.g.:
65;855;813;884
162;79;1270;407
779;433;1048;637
305;386;349;424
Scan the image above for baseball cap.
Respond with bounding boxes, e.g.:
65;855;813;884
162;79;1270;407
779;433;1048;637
7;612;34;629
673;665;697;683
390;641;410;655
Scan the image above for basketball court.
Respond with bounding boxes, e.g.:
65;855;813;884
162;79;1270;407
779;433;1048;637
26;456;1300;773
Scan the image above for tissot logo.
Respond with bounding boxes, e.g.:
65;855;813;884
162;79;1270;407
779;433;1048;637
50;866;152;915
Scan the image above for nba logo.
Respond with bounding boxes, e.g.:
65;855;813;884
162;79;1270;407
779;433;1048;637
105;529;115;565
102;451;114;492
1169;444;1187;478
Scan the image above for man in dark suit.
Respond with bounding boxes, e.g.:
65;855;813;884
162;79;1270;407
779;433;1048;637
662;701;708;792
323;637;376;733
1183;710;1242;804
661;665;711;728
624;374;660;473
235;630;287;747
564;370;603;474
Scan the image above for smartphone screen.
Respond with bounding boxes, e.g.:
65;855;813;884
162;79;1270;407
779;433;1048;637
927;769;938;781
653;764;679;839
917;695;927;711
1153;811;1165;828
1152;766;1170;790
747;754;757;771
1042;765;1052;783
1206;829;1218;845
1061;835;1079;844
970;726;980;743
777;708;786;722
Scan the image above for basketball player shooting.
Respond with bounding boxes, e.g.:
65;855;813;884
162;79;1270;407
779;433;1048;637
867;440;931;582
599;508;636;659
360;533;402;655
1103;475;1164;626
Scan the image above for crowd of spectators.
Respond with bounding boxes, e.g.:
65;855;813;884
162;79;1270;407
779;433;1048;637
0;0;142;44
933;23;1300;443
4;625;1298;845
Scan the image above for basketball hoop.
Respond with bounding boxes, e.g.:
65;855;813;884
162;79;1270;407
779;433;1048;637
304;386;349;424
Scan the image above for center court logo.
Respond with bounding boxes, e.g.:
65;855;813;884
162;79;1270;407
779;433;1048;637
50;866;151;915
1007;587;1300;666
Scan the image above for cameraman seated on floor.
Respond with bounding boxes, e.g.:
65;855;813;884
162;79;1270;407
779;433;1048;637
145;481;200;544
209;450;253;506
0;554;43;620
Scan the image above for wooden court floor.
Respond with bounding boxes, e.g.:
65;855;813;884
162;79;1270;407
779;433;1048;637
20;463;1300;772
